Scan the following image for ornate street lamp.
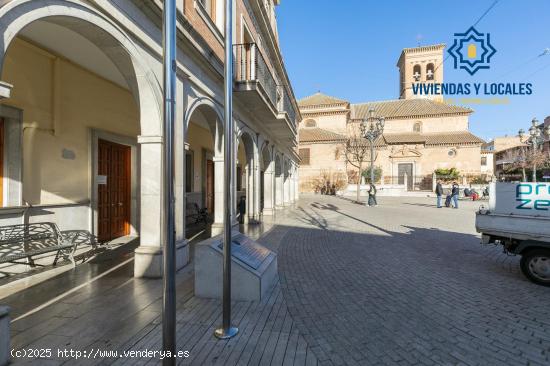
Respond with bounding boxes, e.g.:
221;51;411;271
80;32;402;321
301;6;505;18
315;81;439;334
361;108;385;185
518;117;550;182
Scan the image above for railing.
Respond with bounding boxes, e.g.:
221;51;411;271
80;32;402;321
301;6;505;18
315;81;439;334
234;43;278;109
277;85;297;129
234;43;296;129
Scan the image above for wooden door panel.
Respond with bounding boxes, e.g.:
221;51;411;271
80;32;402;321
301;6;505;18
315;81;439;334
98;139;131;242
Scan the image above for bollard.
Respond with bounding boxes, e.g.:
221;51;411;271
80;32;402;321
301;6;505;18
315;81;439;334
0;305;10;366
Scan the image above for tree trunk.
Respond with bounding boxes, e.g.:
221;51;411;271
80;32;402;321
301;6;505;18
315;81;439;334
522;167;527;182
356;161;362;203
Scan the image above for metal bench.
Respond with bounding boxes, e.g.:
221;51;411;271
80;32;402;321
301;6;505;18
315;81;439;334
0;222;78;267
186;203;210;225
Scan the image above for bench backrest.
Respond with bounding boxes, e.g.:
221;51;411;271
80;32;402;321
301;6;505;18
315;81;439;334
0;222;62;247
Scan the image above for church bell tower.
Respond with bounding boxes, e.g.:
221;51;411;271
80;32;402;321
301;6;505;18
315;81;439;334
397;44;445;100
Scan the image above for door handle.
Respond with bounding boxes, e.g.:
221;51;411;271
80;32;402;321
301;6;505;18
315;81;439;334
118;202;123;206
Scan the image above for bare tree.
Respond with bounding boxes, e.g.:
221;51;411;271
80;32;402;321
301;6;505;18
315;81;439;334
505;145;549;181
341;122;374;203
504;146;529;181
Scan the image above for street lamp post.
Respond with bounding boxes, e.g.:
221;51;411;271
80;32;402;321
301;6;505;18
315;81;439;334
518;118;550;182
361;108;385;185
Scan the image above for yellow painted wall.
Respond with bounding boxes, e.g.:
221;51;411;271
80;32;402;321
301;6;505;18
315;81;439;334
186;121;214;194
1;38;139;205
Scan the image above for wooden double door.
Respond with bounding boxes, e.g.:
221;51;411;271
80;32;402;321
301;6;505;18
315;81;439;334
98;139;131;242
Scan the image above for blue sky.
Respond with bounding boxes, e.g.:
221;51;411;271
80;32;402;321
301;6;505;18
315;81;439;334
276;0;550;141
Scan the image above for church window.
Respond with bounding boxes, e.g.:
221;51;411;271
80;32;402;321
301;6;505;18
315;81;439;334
413;65;421;81
481;157;487;166
299;148;310;165
304;119;317;128
448;149;457;158
413;121;422;133
426;63;435;81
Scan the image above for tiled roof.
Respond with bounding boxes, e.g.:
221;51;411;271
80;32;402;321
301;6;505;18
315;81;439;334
299;128;484;146
299;127;347;143
383;131;485;145
298;92;349;107
352;99;472;119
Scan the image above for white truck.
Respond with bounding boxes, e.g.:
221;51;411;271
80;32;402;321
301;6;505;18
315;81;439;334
476;182;550;286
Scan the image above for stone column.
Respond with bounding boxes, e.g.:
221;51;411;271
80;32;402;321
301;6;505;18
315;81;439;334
134;136;187;278
283;159;291;206
211;155;225;236
288;165;296;204
275;167;283;208
251;139;262;222
263;163;275;215
295;169;300;201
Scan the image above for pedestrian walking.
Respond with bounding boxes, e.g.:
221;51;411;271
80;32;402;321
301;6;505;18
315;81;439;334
451;182;459;209
238;196;246;223
368;182;378;207
435;180;443;208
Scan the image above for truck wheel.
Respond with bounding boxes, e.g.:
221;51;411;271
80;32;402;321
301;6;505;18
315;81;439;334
520;249;550;286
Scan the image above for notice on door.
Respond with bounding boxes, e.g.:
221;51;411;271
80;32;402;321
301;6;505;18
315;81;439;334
97;175;108;185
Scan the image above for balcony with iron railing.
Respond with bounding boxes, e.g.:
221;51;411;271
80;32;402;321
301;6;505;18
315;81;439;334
233;43;297;142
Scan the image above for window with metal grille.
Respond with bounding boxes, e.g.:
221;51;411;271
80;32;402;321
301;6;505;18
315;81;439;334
299;148;310;165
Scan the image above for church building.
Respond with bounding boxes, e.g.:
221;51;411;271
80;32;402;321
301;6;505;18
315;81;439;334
297;44;486;193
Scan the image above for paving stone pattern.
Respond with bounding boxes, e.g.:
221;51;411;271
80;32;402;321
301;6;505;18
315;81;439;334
276;195;550;366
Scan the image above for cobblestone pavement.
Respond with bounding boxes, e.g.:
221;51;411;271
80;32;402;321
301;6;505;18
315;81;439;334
276;194;550;366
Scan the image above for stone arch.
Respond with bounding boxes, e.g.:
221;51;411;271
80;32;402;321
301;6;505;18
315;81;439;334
236;127;258;221
260;142;273;172
0;0;163;136
185;98;224;156
426;63;435;80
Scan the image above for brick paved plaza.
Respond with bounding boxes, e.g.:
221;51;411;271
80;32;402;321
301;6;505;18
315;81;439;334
6;194;550;365
276;194;550;366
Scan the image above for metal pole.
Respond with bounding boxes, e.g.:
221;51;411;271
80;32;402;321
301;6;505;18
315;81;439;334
162;0;177;363
215;0;238;340
533;140;538;182
370;138;375;184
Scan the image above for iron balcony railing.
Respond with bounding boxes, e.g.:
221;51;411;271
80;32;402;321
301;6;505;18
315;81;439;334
234;43;278;109
277;85;297;130
233;43;296;128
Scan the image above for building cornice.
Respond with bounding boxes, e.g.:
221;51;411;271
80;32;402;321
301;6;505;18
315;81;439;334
301;110;351;118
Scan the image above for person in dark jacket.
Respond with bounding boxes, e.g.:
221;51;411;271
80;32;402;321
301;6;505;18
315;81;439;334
435;180;444;208
451;182;459;209
368;183;378;206
238;196;246;223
